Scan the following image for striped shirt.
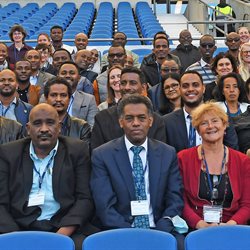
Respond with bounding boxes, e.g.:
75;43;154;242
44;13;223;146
186;59;216;85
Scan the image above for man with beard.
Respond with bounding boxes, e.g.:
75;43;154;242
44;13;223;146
75;49;98;83
225;32;241;65
171;30;201;72
15;60;41;106
163;70;238;152
0;103;96;250
91;67;166;150
186;35;217;85
141;37;181;86
25;50;54;92
58;62;98;127
96;45;127;103
50;25;74;54
0;69;32;128
0;43;9;71
44;77;91;145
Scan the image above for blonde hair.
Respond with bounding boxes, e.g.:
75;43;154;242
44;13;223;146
192;102;228;131
239;42;250;81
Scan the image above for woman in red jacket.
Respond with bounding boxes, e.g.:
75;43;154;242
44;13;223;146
178;102;250;230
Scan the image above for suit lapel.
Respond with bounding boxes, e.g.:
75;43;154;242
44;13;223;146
52;140;65;198
114;137;136;200
72;91;82;116
23;144;34;196
148;139;161;209
176;109;189;148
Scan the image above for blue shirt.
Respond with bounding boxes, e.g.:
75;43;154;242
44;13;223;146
29;140;60;220
0;97;17;120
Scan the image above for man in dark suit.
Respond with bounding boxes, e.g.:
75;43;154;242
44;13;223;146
91;67;166;150
0;103;95;250
163;70;238;152
91;95;184;249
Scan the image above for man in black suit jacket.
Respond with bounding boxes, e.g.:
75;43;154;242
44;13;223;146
0;103;95;250
91;67;166;150
164;70;238;152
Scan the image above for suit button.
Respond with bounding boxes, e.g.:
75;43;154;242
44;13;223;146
129;216;133;221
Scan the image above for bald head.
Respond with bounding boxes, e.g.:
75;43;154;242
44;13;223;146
27;103;60;156
74;33;88;51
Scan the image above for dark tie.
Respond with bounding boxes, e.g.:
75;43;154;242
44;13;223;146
188;115;196;148
131;146;150;228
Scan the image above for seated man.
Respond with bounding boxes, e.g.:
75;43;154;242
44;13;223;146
91;95;184;249
44;77;91;145
0;116;22;144
0;103;95;250
91;67;166;150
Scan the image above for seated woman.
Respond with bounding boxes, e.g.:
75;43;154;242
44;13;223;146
239;42;250;81
215;72;249;118
148;73;181;115
98;65;122;111
204;52;237;102
178;102;250;230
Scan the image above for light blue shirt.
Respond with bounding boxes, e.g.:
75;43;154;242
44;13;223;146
0;97;17;121
124;136;155;227
30;74;38;85
67;92;75;116
29;140;60;220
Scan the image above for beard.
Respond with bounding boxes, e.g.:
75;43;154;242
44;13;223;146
0;88;16;97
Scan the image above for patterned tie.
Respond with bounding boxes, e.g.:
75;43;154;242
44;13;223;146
131;146;150;228
188;115;196;148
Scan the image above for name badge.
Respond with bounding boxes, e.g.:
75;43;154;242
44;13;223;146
28;192;45;207
131;200;149;216
203;205;222;223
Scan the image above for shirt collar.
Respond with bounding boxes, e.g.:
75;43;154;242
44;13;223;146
200;58;210;67
29;139;59;161
124;135;148;153
0;97;17;106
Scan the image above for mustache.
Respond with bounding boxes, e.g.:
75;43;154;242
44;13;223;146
37;133;52;138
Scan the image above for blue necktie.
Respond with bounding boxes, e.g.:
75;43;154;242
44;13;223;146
131;146;150;228
188;115;196;148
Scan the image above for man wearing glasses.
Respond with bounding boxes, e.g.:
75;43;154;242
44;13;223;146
148;59;181;112
225;32;241;65
141;37;180;87
186;34;217;85
96;45;126;103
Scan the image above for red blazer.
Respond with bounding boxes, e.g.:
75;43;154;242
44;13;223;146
178;146;250;229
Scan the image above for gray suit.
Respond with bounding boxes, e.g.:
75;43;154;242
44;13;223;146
36;71;55;92
72;91;98;127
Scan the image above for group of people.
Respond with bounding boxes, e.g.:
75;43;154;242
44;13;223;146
0;23;250;250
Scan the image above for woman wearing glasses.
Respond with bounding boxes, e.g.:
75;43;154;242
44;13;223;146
178;102;250;230
204;52;238;102
148;59;181;115
239;42;250;81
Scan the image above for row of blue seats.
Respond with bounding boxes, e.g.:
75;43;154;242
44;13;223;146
0;226;249;250
117;2;141;45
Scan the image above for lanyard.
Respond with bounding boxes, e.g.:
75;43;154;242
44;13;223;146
198;61;212;81
33;151;56;189
201;145;226;201
224;101;241;117
1;104;12;117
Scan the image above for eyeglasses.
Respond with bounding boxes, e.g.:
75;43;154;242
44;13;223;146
242;50;250;56
200;43;215;48
226;37;240;43
108;53;124;58
164;83;179;91
161;67;179;73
